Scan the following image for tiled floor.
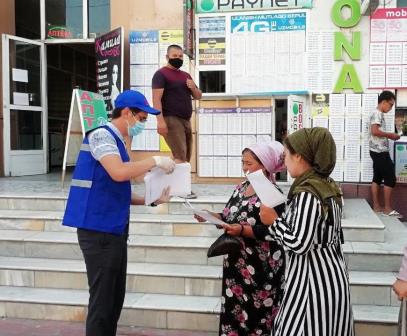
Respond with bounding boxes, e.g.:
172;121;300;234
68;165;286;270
0;317;217;336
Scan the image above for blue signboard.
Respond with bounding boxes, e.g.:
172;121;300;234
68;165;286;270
129;31;158;44
231;12;306;33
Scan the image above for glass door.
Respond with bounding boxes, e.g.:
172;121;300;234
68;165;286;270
2;34;47;176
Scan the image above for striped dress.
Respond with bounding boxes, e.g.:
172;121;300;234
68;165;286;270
264;192;354;336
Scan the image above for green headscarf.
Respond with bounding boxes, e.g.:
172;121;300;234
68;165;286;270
286;127;343;210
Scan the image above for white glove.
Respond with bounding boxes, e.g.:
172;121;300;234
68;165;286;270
153;156;176;174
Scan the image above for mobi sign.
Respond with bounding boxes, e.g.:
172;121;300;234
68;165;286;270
196;0;313;13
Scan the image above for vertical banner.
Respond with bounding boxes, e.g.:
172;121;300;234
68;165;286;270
288;95;307;135
95;27;124;114
183;0;195;59
199;16;226;65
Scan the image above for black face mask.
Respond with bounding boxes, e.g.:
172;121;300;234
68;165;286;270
168;57;183;69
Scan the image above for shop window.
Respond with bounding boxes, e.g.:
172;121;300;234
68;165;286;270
199;71;225;93
15;0;40;39
398;0;407;6
89;0;111;37
46;0;83;39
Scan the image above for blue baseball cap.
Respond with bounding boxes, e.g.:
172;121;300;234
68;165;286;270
114;90;160;115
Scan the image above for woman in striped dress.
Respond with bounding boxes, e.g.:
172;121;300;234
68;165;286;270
259;127;354;336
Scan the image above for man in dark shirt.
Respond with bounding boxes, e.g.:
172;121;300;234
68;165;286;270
152;44;202;198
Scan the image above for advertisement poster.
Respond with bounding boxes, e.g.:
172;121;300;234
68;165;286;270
288;95;306;134
95;27;124;114
369;8;407;88
159;30;184;67
312;94;330;117
395;141;407;183
199;17;226;65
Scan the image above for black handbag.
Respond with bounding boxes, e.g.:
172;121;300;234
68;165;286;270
207;233;241;258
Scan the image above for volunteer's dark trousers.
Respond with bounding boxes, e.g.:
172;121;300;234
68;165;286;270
77;227;128;336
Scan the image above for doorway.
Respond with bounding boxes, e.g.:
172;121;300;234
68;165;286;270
46;43;96;169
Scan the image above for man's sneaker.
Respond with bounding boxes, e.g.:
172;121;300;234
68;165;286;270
185;191;197;199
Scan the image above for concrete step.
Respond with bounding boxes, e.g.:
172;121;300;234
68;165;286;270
0;229;404;270
0;285;400;335
354;304;400;336
0;229;223;266
0;194;227;214
0;286;220;332
0;257;222;297
0;256;400;306
0;206;385;242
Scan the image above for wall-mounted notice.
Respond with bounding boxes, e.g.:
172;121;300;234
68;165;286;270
129;30;159;105
129;30;160;151
197;107;272;177
307;31;334;93
198;16;226;65
369;8;407;88
230;12;307;94
319;93;384;183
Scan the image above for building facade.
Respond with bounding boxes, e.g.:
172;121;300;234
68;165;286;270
1;0;407;189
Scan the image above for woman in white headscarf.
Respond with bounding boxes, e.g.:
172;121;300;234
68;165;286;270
196;142;286;336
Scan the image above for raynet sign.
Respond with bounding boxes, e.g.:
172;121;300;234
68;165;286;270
196;0;313;13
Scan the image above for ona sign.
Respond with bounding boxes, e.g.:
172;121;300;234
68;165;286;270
331;0;363;93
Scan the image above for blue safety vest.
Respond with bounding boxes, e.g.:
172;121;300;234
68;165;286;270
63;125;131;235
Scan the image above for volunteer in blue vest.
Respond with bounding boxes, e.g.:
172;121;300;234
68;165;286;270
63;90;175;336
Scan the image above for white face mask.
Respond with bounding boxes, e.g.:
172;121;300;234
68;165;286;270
127;116;146;137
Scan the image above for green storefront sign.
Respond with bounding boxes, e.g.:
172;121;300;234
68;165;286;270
196;0;313;13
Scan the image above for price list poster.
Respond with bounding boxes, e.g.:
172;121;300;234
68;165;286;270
369;8;407;89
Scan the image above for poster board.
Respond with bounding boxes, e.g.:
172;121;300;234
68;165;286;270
62;89;108;185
